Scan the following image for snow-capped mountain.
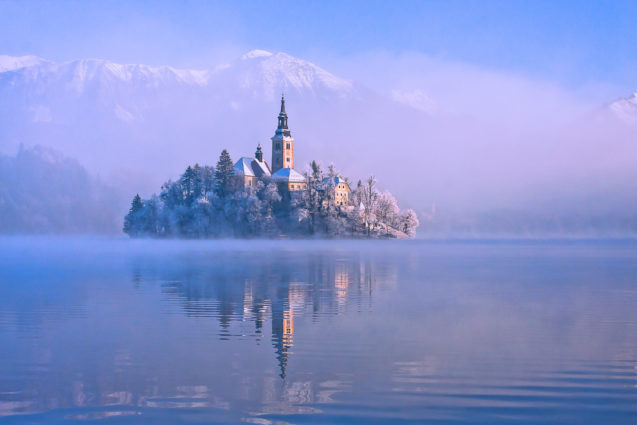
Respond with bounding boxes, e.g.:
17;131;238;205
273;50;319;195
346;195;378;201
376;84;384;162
213;50;353;98
0;50;352;108
0;55;50;72
0;50;396;196
2;50;636;235
607;92;637;125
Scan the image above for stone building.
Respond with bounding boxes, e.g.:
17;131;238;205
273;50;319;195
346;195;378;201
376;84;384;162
232;145;271;188
321;176;350;206
271;94;295;173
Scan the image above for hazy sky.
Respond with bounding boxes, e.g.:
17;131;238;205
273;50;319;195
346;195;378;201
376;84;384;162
1;0;636;94
1;1;636;235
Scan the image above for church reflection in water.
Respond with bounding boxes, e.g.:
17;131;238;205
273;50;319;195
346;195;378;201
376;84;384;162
151;250;398;380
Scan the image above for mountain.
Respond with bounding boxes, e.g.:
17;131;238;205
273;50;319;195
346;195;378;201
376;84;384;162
213;49;354;98
2;50;637;236
607;92;637;125
0;55;50;72
0;145;121;234
0;50;380;184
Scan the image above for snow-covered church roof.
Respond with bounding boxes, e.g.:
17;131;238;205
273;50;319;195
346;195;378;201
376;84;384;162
271;168;305;183
233;157;271;178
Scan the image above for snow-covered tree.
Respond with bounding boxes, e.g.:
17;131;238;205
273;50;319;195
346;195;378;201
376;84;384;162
214;149;234;198
376;191;400;235
400;209;420;237
303;160;323;234
360;176;379;236
124;159;418;239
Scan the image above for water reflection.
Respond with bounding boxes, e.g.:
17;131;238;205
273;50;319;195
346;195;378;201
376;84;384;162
1;239;636;424
143;251;395;381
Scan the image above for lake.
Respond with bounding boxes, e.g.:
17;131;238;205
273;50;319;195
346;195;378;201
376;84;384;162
1;237;636;424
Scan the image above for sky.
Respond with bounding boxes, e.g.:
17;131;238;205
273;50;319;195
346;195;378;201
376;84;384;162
1;0;636;235
1;0;636;95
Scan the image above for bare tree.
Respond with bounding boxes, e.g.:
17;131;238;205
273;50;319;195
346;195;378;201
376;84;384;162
376;191;400;235
401;209;420;237
361;176;379;236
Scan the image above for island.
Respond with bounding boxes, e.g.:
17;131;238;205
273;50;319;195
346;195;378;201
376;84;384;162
124;95;419;238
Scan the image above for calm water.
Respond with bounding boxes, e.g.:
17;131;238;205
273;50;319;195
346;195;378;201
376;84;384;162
1;238;636;424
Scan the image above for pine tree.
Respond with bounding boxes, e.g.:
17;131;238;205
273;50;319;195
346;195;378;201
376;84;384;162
191;163;203;201
180;166;195;205
303;160;323;234
123;194;143;236
214;149;234;198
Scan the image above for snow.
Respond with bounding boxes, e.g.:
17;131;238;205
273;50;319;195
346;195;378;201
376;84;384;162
271;168;305;183
322;176;348;187
211;50;354;99
234;157;272;178
252;159;272;177
114;104;135;122
234;157;256;177
608;92;637;124
0;50;352;103
257;52;352;94
0;55;47;72
242;50;273;59
391;89;437;114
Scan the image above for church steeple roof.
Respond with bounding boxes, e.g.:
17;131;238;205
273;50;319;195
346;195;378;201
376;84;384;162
277;94;288;130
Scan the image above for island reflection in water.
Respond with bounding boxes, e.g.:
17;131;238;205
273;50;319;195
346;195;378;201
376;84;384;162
0;238;636;424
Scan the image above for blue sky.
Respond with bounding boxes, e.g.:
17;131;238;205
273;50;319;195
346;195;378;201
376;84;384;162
1;0;636;92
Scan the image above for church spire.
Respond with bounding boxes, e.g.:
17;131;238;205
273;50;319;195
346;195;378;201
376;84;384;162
271;94;294;173
280;93;286;115
277;93;288;129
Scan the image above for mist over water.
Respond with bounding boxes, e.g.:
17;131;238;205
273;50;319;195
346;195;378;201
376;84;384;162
1;237;636;424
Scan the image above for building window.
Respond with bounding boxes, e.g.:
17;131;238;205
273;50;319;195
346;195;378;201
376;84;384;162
286;143;290;149
276;143;281;150
286;157;290;162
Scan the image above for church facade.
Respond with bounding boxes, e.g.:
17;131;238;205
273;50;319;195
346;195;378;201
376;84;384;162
233;95;307;193
233;95;353;201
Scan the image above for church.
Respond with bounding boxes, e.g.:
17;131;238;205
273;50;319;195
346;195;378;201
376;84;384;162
233;95;349;202
233;95;306;192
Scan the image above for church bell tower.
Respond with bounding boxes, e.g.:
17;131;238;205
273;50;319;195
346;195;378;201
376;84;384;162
271;94;294;173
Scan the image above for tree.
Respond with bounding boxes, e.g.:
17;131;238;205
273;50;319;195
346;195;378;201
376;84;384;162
123;194;143;236
400;209;420;237
122;159;419;239
214;149;234;198
321;174;338;234
303;160;324;234
376;191;400;235
349;180;363;208
361;176;379;236
180;166;196;205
